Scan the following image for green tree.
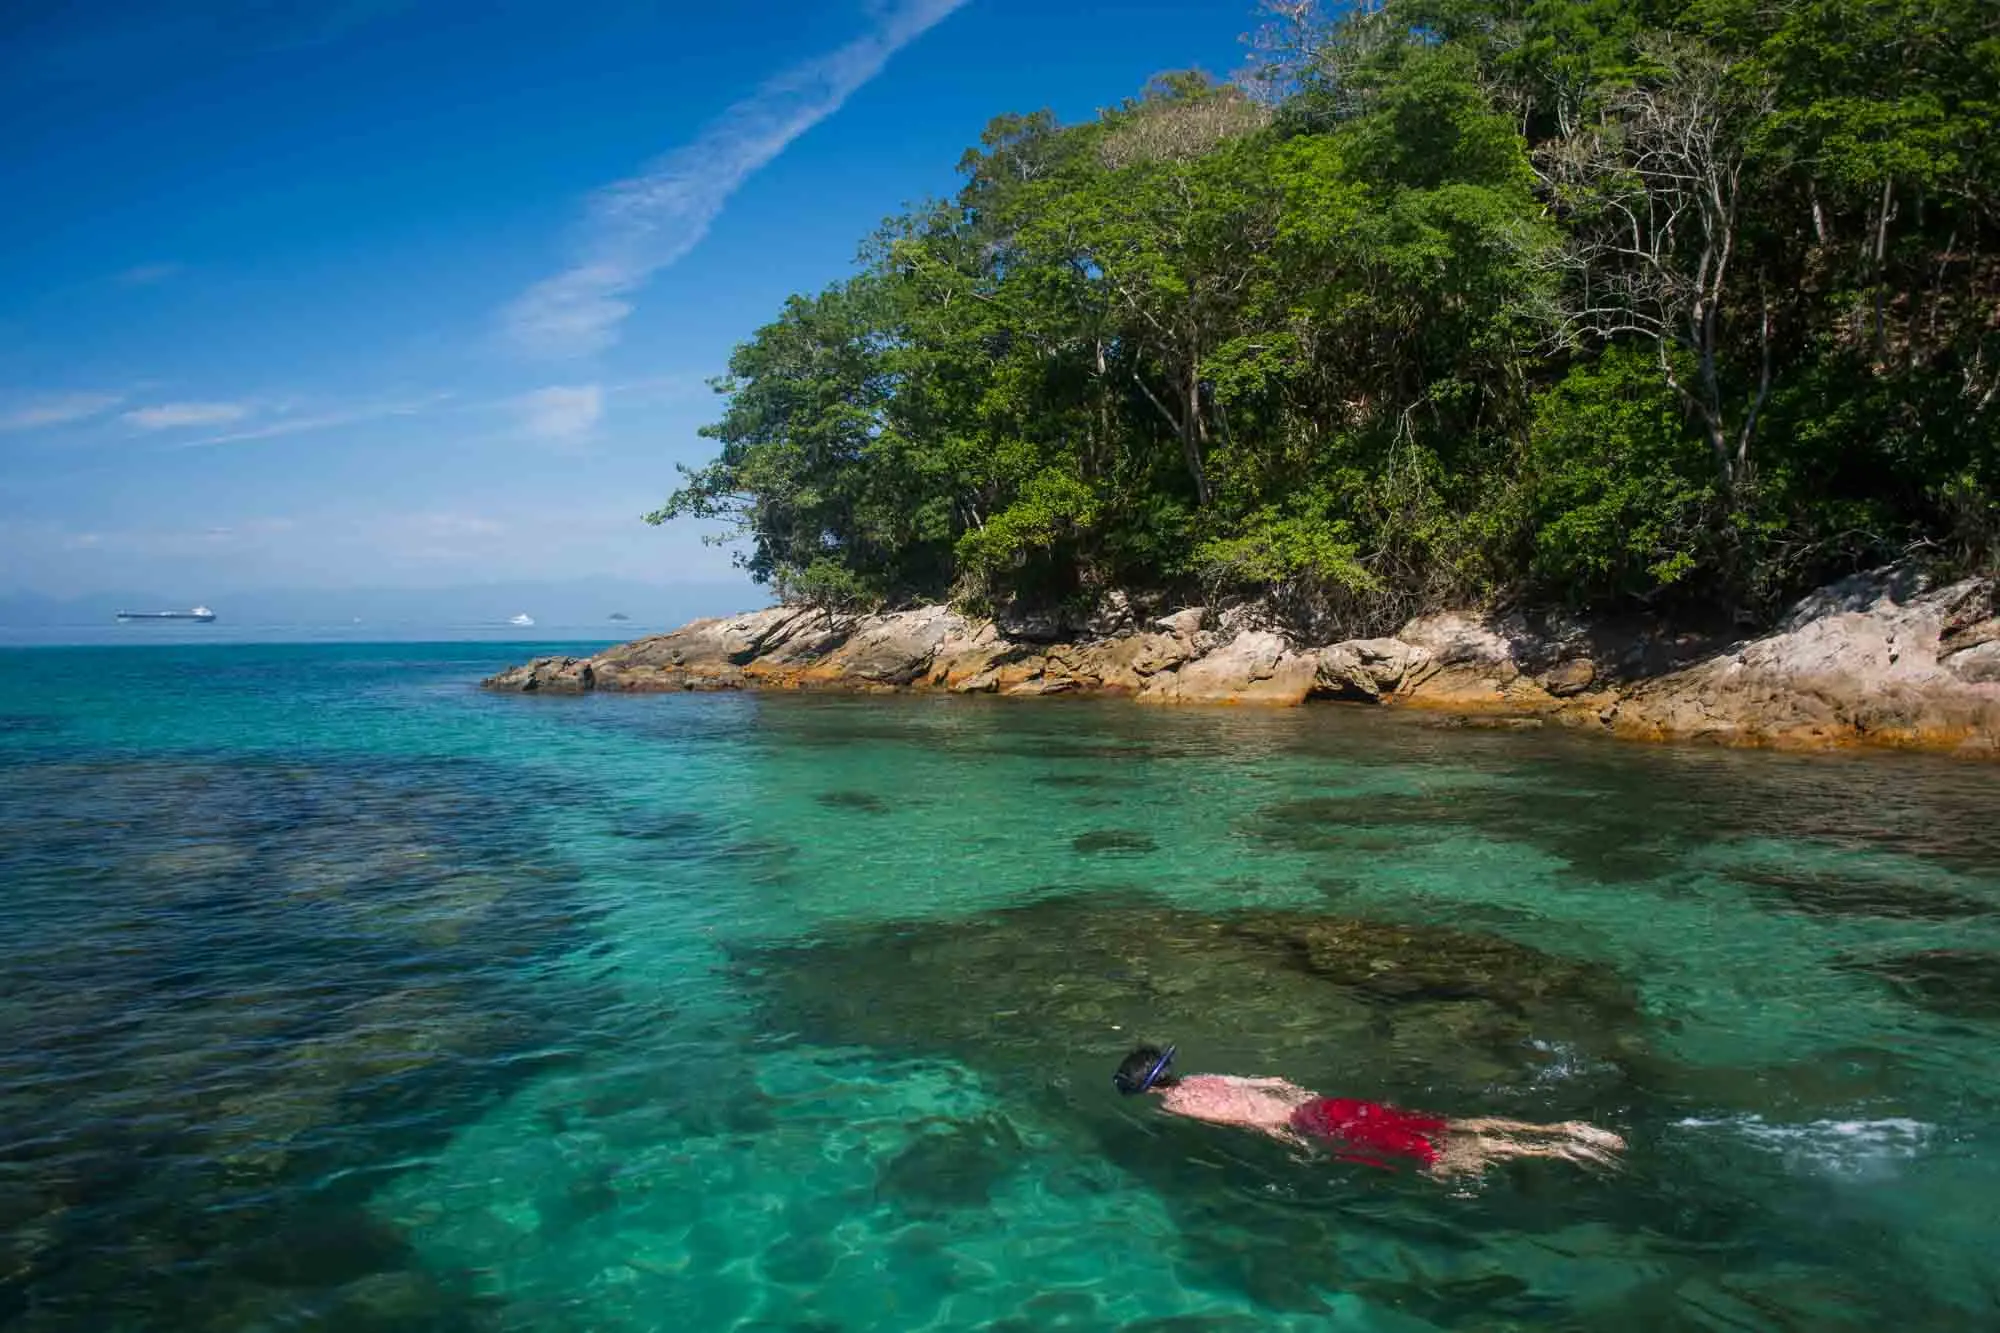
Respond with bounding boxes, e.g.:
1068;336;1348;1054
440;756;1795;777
651;0;2000;626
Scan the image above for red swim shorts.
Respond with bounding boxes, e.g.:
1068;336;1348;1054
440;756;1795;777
1290;1097;1448;1169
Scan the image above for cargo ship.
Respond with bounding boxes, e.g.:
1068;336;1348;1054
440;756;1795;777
116;606;216;622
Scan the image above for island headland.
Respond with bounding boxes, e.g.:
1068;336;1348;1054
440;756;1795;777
487;565;2000;756
489;1;2000;763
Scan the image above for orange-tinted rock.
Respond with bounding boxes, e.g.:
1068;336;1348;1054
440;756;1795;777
483;568;2000;756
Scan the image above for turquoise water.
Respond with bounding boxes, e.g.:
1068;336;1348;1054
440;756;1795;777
4;642;2000;1331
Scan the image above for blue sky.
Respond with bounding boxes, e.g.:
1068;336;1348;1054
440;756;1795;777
0;0;1258;607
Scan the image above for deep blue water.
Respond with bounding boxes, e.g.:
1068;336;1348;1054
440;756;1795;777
3;641;1999;1331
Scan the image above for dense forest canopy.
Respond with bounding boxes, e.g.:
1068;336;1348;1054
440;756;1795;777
652;0;1999;636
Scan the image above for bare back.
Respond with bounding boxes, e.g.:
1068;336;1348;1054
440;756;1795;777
1156;1074;1315;1137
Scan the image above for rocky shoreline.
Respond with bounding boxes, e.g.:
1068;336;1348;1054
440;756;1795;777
486;566;2000;756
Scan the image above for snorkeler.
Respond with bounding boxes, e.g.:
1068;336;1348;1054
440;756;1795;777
1113;1045;1625;1178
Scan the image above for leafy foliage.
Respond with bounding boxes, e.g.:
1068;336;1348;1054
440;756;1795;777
1514;347;1721;602
653;0;2000;632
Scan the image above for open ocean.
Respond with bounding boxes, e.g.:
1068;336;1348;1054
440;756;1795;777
4;640;1999;1330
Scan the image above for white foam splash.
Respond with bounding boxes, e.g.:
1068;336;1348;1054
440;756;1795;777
1525;1038;1608;1086
1675;1114;1935;1177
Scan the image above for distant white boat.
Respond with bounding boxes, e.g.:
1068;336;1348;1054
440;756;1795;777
509;613;535;627
117;605;216;623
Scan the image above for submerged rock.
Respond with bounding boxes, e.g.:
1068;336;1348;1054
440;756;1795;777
1031;771;1130;789
1070;829;1158;856
1846;950;2000;1019
1418;713;1547;731
1220;915;1626;1012
816;790;891;814
609;810;707;841
873;1114;1025;1215
0;757;596;1331
1728;868;1992;922
730;892;1649;1108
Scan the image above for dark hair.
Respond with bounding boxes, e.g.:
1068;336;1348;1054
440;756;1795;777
1113;1045;1178;1095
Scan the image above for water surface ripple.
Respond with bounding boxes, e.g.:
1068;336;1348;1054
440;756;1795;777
3;643;1998;1330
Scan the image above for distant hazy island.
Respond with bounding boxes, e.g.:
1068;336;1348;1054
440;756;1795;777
501;0;1998;755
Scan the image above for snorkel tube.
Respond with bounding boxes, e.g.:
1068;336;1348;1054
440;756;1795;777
1115;1044;1177;1095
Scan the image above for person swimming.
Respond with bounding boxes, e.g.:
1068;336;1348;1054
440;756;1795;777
1113;1045;1624;1177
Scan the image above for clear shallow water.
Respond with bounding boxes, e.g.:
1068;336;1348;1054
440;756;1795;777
4;643;2000;1331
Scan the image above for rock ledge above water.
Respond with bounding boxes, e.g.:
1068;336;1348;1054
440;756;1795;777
484;568;2000;756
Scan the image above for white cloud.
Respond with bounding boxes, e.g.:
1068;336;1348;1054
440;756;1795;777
517;384;603;444
178;395;444;447
123;401;253;430
504;0;968;358
0;393;121;431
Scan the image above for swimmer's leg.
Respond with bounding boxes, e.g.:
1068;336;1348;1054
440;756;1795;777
1560;1121;1628;1153
1430;1121;1625;1177
1449;1117;1626;1152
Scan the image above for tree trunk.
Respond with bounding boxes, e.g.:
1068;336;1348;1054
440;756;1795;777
1872;177;1894;362
1182;353;1211;506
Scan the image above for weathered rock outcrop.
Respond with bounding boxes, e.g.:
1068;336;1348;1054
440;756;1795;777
485;566;2000;756
1603;570;2000;752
